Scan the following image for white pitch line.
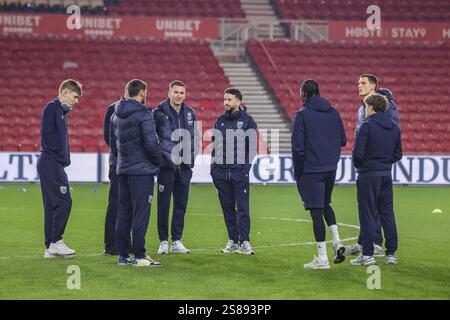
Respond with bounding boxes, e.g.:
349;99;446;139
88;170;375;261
0;214;359;260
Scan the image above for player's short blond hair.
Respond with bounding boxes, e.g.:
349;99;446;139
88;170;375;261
59;79;82;96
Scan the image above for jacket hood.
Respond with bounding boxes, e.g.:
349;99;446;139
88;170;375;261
368;112;395;130
303;96;332;112
115;99;146;119
376;88;394;101
223;105;248;120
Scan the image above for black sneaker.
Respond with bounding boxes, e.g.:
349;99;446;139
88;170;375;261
333;245;346;264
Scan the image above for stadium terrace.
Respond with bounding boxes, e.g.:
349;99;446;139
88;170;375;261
156;19;202;32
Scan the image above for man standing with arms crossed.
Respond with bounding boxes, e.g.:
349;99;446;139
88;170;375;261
110;79;163;267
153;81;199;254
38;79;82;259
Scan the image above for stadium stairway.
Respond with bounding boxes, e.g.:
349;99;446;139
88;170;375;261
220;61;291;153
239;0;287;40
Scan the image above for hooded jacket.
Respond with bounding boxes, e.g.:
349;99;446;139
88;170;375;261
103;97;124;166
152;99;199;170
210;106;258;180
352;112;402;177
356;88;400;132
40;97;71;167
109;99;163;176
291;96;347;178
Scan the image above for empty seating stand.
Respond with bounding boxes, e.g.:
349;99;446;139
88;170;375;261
272;0;449;22
246;40;450;154
0;0;245;17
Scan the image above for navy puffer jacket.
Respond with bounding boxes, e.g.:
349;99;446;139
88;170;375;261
109;99;163;176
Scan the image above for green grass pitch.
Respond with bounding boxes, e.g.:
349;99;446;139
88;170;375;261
0;183;449;300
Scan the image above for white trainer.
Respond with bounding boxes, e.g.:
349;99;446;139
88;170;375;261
133;256;162;267
239;241;255;255
158;240;169;255
44;249;57;259
170;240;190;254
304;256;330;270
221;240;239;253
344;243;362;256
350;254;376;266
44;249;74;259
386;255;398;265
374;245;385;257
48;240;76;256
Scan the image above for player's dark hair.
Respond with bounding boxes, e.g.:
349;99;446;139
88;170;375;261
127;79;147;98
169;80;186;90
224;87;243;101
360;74;378;89
300;79;320;103
376;88;393;100
364;93;388;113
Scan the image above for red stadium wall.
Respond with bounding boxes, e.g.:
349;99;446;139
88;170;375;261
0;13;219;39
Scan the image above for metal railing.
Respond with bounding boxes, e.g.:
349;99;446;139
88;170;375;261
210;18;329;52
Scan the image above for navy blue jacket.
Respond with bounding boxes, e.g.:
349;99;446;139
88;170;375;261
40;97;71;167
103;98;124;166
211;106;258;180
356;88;400;132
291;96;347;178
109;99;163;176
352;112;402;177
152;99;199;170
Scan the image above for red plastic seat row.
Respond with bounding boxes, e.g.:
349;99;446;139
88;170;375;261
246;40;450;154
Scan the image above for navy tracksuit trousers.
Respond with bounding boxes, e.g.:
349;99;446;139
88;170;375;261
213;173;250;243
157;166;193;242
37;155;72;249
357;175;398;256
104;164;118;252
116;175;155;259
357;216;383;247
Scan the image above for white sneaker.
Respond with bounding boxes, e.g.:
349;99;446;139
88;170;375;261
158;240;169;255
221;240;239;253
374;245;385;257
344;243;362;256
239;241;255;255
44;249;74;259
133;255;162;267
386;255;398;265
350;254;376;266
304;256;330;269
170;240;190;254
48;240;76;256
